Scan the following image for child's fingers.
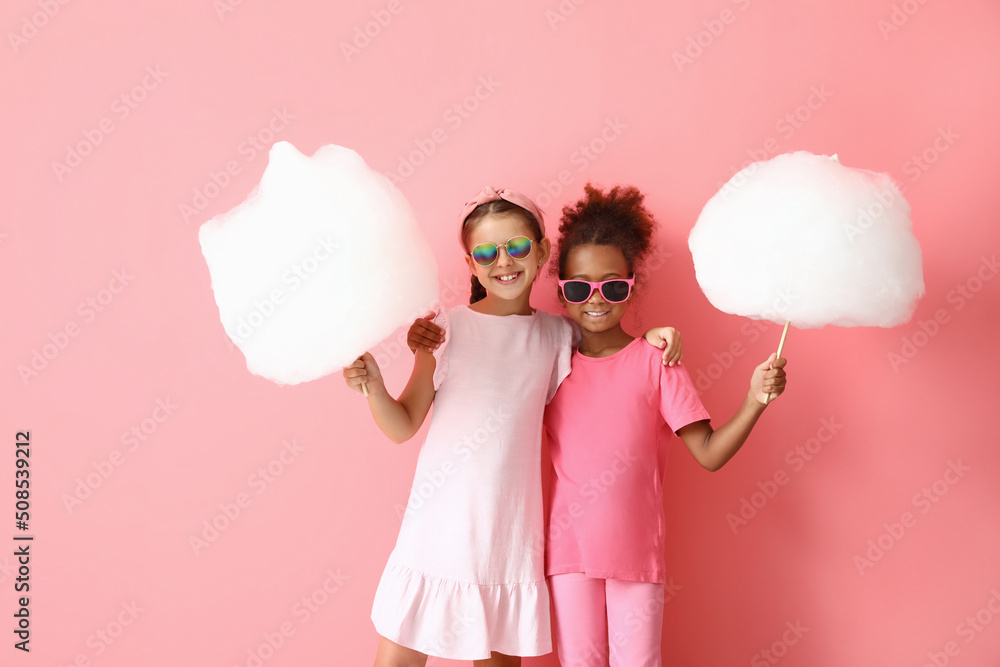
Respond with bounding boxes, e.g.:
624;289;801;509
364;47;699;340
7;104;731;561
342;365;367;380
666;338;684;366
407;319;445;354
411;331;441;349
763;371;787;394
756;353;778;372
412;316;445;339
342;365;369;394
406;330;430;353
764;364;787;392
347;377;370;394
418;320;446;342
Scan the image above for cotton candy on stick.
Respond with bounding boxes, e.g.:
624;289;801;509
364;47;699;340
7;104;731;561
688;151;924;402
200;141;439;390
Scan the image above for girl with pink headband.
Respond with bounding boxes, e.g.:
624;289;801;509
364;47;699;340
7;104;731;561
344;186;682;667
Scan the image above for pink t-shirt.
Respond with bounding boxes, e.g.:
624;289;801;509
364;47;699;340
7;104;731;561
543;337;711;583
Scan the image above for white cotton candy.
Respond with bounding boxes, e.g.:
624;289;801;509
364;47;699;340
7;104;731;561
199;141;439;385
688;151;924;329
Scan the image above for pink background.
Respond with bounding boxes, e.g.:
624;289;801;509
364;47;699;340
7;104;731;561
3;0;1000;665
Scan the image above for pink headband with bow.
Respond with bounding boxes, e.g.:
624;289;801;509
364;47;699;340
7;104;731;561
458;186;546;246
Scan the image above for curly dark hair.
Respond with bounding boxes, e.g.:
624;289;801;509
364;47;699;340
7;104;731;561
552;183;657;280
461;199;544;304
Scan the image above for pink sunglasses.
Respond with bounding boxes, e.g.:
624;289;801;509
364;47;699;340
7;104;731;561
558;278;635;303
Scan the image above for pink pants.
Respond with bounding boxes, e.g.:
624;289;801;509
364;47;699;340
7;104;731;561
548;572;664;667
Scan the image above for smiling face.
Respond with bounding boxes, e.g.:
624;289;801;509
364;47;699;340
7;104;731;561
559;243;633;334
464;212;550;306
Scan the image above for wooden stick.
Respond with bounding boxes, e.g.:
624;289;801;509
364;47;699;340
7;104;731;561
764;321;790;405
361;382;369;397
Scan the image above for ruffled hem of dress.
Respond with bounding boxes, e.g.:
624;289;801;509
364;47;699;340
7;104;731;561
371;561;552;660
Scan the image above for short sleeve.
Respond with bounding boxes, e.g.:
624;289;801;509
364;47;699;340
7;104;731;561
431;309;451;391
545;316;577;405
658;362;712;432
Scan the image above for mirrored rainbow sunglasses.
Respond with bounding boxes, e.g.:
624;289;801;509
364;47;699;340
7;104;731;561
469;236;534;266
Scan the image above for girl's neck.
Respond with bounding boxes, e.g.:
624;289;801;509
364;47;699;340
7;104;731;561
470;293;535;316
577;324;634;358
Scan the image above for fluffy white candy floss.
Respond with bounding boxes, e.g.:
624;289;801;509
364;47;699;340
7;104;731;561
688;152;924;329
199;141;439;385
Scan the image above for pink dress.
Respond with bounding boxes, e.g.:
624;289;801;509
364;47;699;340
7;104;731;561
544;337;711;583
371;305;575;660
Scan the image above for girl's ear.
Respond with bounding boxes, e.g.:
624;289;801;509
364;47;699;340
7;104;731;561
464;253;477;274
536;237;552;265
